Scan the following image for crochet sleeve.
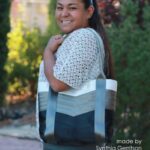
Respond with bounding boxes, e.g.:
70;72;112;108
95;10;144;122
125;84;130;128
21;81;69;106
53;29;98;89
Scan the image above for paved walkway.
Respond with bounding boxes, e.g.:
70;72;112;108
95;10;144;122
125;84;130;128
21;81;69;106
0;113;42;150
0;135;42;150
0;124;39;139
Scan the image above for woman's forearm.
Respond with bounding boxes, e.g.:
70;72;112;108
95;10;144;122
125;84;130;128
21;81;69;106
43;49;55;82
43;49;70;92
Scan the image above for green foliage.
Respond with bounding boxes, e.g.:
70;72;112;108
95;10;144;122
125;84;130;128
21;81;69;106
6;22;45;98
0;0;10;105
5;0;61;102
47;0;60;35
107;1;150;148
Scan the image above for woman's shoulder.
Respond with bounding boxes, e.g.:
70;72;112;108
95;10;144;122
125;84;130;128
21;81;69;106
72;27;95;34
66;28;96;41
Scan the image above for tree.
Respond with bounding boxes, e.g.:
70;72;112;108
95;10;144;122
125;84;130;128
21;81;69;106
107;1;150;149
0;0;11;105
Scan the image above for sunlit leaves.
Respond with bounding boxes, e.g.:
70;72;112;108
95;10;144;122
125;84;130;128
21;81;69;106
5;21;43;97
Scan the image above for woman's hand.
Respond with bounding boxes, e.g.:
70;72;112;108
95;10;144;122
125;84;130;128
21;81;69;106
45;35;64;54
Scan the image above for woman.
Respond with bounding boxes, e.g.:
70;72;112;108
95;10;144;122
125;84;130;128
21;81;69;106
41;0;114;149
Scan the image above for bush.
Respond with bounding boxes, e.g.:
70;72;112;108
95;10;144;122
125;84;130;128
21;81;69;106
6;22;46;99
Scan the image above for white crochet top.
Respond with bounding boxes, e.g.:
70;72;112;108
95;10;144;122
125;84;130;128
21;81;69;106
54;28;106;89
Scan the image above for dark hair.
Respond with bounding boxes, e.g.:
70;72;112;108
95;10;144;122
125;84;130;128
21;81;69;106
82;0;115;79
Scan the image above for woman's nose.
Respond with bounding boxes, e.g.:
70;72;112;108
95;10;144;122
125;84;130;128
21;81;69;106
61;9;69;17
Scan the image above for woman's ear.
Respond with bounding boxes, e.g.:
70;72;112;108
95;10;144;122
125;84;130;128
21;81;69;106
87;5;95;19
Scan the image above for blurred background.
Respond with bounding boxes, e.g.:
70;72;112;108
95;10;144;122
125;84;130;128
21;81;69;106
0;0;150;149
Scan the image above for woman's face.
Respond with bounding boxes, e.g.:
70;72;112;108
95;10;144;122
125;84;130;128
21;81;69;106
55;0;92;33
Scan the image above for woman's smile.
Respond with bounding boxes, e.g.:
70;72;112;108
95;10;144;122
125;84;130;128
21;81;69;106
61;20;72;26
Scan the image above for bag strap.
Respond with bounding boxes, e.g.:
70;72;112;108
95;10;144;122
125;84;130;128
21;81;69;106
87;28;110;79
95;80;106;143
44;89;58;143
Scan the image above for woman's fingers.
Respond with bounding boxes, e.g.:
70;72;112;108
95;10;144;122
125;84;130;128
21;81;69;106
54;35;64;44
54;35;63;40
45;35;64;54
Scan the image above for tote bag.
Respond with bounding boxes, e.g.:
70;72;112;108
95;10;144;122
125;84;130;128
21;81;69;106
36;75;117;145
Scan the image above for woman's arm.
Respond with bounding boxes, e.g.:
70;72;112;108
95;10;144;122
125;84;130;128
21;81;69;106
43;35;70;92
53;29;100;89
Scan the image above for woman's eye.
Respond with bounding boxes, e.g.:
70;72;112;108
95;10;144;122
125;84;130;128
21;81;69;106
70;7;77;10
56;6;63;10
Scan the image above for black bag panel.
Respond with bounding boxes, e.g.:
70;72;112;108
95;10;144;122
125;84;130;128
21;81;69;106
105;109;114;143
54;111;95;144
39;110;115;145
39;111;46;140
